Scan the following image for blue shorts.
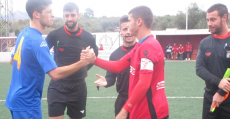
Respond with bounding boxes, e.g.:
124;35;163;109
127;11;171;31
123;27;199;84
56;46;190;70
10;109;42;119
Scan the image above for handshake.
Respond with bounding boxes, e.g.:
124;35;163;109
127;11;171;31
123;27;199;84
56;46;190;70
81;46;96;64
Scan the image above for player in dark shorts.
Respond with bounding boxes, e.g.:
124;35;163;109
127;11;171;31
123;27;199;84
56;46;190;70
94;15;136;118
46;2;98;119
165;43;172;60
82;6;169;119
196;3;230;119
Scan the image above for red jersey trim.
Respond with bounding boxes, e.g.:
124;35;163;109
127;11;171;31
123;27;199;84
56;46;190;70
64;25;82;36
213;32;230;39
122;45;127;52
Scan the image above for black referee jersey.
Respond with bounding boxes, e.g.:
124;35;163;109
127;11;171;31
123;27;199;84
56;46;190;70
105;43;136;96
196;34;230;96
46;25;98;81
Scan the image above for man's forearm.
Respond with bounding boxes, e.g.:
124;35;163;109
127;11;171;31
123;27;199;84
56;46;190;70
10;58;13;65
49;60;88;81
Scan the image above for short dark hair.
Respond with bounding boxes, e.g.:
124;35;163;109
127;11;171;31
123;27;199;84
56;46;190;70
63;2;79;14
207;3;228;21
128;6;153;29
119;15;129;27
26;0;52;20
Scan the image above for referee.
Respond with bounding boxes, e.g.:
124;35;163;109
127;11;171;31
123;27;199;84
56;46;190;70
46;2;98;119
94;15;136;118
196;3;230;119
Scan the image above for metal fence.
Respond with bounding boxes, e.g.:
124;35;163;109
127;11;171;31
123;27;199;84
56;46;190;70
0;37;16;52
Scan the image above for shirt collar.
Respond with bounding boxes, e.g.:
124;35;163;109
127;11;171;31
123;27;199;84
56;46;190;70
139;35;150;44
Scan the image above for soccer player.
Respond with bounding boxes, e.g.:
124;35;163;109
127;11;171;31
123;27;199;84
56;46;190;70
45;2;98;119
165;43;172;60
185;41;192;60
178;43;185;60
82;6;169;119
5;0;95;119
94;15;136;118
196;3;230;119
171;43;178;60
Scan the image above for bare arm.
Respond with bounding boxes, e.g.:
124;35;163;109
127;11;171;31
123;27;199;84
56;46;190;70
48;60;89;81
49;46;96;81
10;58;13;65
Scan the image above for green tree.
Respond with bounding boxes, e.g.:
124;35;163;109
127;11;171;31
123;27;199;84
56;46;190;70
84;8;94;18
174;11;186;29
187;3;206;29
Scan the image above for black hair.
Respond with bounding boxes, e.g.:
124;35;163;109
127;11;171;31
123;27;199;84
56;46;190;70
63;2;79;14
26;0;52;20
128;6;153;29
119;15;128;27
207;3;228;21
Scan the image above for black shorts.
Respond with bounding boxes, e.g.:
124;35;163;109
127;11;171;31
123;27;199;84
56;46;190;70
202;92;230;119
115;94;129;118
47;80;87;118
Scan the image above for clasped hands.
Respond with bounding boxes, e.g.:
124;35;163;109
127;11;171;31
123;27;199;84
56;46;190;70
81;46;96;64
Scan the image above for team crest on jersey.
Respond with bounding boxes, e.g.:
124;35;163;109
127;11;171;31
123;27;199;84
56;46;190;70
205;52;211;57
141;58;153;70
144;50;149;57
156;81;165;90
40;41;47;47
130;66;135;75
58;48;64;51
226;51;230;58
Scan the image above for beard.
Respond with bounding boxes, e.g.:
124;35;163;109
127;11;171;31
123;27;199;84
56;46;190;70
65;21;77;29
209;21;222;35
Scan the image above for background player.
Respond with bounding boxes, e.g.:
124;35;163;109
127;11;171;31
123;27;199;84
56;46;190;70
178;43;185;60
165;43;172;60
171;43;178;60
81;6;169;119
185;41;192;60
196;3;230;119
46;2;98;119
94;15;136;118
5;0;95;119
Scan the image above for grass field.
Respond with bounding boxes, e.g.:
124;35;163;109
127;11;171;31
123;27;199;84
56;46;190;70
0;61;205;119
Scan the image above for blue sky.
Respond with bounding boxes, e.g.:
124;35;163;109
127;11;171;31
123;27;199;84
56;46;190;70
13;0;230;17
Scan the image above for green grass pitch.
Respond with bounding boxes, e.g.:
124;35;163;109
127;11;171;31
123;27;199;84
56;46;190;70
0;61;205;119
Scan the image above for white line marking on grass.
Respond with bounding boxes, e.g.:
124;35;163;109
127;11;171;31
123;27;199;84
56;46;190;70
167;97;203;99
0;96;203;102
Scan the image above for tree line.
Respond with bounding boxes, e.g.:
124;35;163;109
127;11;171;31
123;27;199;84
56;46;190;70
11;3;230;36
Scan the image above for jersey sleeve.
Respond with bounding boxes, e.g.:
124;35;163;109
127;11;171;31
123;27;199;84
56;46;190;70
45;31;56;49
139;43;159;74
94;50;133;73
32;39;57;73
123;73;153;112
